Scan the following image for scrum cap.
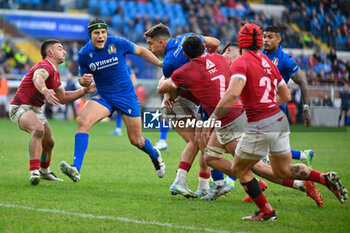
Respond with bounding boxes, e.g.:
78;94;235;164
238;23;262;50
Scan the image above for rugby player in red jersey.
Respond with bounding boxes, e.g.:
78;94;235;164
210;23;347;221
9;39;96;185
158;35;324;207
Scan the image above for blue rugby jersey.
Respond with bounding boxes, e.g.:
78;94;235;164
163;33;204;78
78;36;136;97
263;45;300;84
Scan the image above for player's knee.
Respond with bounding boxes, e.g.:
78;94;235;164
32;129;44;139
129;137;143;148
77;115;90;131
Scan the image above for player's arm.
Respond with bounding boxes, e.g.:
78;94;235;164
55;83;96;105
134;45;162;67
157;76;177;94
32;69;59;105
78;74;94;87
291;69;311;127
203;36;220;54
276;80;292;106
211;75;246;120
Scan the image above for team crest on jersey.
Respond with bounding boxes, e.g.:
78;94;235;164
108;44;116;54
272;57;278;66
89;53;93;58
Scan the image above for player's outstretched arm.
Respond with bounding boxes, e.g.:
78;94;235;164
203;36;220;54
134;45;162;67
291;70;311;127
32;71;59;105
276;82;292;106
55;83;96;104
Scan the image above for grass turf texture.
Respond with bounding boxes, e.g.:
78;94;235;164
0;118;349;233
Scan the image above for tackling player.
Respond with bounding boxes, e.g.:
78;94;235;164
144;23;220;197
158;35;324;207
60;18;165;182
210;23;347;221
9;39;96;185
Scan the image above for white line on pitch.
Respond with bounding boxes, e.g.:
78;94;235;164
0;203;244;233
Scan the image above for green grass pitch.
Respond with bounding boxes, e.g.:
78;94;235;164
0;118;349;233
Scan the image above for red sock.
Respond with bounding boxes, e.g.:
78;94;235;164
199;172;210;179
282;180;294;188
29;159;41;171
309;170;326;185
178;161;191;172
252;192;274;214
40;159;51;169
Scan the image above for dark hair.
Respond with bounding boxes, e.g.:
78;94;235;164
221;42;238;54
88;18;108;38
40;39;61;59
264;25;281;36
144;23;171;39
182;35;204;59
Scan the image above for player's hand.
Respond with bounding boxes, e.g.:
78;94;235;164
201;121;214;145
43;88;59;106
85;82;96;93
303;109;311;127
164;93;173;111
79;74;93;87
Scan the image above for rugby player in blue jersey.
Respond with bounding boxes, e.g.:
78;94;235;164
144;23;220;197
262;25;314;167
60;18;165;182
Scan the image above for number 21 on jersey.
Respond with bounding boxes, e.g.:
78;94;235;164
259;76;277;103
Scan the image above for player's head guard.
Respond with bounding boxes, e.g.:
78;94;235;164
238;23;262;50
88;18;108;38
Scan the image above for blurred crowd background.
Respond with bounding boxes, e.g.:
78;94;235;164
0;0;349;126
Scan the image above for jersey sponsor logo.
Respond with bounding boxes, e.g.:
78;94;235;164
272;57;278;66
108;44;117;55
89;57;119;71
89;63;97;71
206;59;215;69
262;58;272;74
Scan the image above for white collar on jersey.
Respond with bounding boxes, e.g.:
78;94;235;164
45;59;58;71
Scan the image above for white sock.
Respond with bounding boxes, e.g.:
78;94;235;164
40;167;50;174
31;169;40;175
214;179;225;186
300;151;307;161
293;180;306;192
198;177;209;190
173;168;187;185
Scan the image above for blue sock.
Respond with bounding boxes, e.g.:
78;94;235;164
228;176;237;181
160;121;169;140
116;113;122;129
73;133;89;172
211;169;225;181
40;153;47;163
141;136;159;160
291;149;301;160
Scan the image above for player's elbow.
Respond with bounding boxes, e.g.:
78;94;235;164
157;86;166;94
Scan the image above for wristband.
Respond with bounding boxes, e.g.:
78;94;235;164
41;87;48;94
303;104;309;111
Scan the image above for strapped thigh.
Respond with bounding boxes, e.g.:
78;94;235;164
205;145;226;158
